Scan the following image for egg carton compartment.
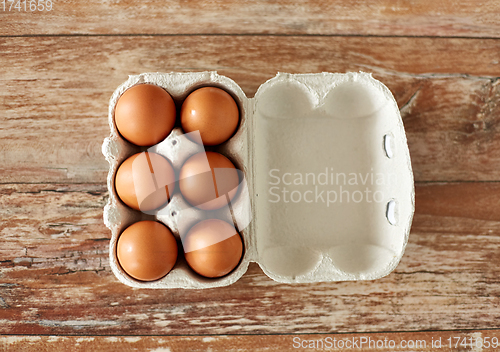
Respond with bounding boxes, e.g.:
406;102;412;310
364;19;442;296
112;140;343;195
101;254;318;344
103;71;414;289
103;72;253;289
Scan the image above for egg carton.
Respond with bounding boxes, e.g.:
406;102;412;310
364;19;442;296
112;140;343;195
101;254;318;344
102;71;415;289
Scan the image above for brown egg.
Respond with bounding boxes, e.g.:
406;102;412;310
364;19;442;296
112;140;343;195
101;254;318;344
179;151;239;210
183;219;243;278
181;87;239;146
117;221;178;281
115;152;175;212
115;84;176;146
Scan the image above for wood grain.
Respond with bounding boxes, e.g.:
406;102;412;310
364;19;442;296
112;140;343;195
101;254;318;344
2;330;500;351
1;182;500;335
1;36;499;184
1;0;500;38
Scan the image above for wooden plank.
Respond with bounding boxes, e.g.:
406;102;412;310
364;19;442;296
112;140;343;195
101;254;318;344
1;36;500;184
1;1;500;38
415;182;500;221
2;330;500;351
1;182;500;335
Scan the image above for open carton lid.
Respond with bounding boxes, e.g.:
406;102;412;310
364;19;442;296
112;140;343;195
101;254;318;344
251;72;414;282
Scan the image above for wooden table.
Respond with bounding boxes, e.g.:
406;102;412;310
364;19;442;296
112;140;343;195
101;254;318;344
1;1;500;351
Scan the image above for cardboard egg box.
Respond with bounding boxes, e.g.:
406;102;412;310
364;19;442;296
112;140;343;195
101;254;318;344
103;71;415;289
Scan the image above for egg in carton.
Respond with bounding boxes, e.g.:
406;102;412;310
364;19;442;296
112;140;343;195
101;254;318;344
102;71;415;289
